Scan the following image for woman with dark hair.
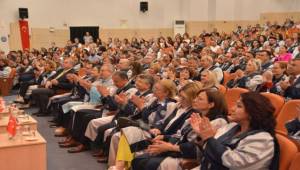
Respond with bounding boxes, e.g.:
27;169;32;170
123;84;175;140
190;92;278;170
132;89;228;170
175;67;193;90
258;35;267;45
275;45;292;62
251;40;262;53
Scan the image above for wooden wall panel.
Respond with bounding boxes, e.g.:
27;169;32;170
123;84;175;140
9;22;22;51
99;28;173;41
186;20;262;36
7;11;300;50
261;12;300;24
186;21;209;36
31;28;69;49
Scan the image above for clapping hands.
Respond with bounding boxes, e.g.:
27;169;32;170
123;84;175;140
115;92;128;105
130;95;145;110
97;85;110;97
190;112;216;142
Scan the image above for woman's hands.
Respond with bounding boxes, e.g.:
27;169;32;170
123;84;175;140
190;112;216;142
147;140;179;155
149;128;161;136
130;95;145;110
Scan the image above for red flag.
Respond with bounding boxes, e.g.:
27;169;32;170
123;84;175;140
7;115;17;137
19;20;30;50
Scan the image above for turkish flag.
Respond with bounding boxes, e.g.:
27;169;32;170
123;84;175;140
19;20;30;50
7;115;17;137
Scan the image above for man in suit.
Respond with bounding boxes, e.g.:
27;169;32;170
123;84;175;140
280;58;300;99
31;58;75;116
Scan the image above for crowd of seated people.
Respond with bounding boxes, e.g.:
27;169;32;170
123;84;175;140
1;18;300;169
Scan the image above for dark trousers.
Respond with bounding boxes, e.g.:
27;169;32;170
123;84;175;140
70;109;102;146
90;121;118;156
19;81;36;98
31;88;55;114
19;73;35;82
132;154;165;170
48;96;73;123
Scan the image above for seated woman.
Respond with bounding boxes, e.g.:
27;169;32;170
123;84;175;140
174;67;193;90
104;79;178;166
199;70;219;90
0;58;12;78
189;92;279;170
130;89;228;170
110;82;201;169
17;57;34;83
275;45;292;62
227;59;263;91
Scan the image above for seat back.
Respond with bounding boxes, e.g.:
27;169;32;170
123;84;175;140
222;72;230;85
261;92;285;118
276;134;298;170
289;153;300;170
9;68;16;78
276;100;300;134
217;84;227;95
225;88;248;110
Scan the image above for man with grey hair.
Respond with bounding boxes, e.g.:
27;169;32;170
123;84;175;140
200;55;224;83
117;58;132;78
31;58;75;116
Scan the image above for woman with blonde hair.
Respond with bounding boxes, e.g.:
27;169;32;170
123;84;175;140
109;82;201;170
104;79;178;167
199;70;219;90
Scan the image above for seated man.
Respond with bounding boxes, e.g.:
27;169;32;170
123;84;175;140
31;58;75;116
280;58;300;99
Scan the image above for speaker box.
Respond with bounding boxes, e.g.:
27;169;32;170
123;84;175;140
140;2;148;12
19;8;28;19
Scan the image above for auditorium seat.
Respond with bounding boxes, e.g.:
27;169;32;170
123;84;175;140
225;87;248;110
289;153;300;170
179;159;199;170
276;134;298;170
261;92;285;118
223;72;236;87
217;84;227;94
276;100;300;135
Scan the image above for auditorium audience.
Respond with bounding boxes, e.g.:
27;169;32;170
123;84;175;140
2;18;300;170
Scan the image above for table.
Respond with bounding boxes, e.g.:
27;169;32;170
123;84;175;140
0;131;47;170
0;109;25;117
0;115;37;133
